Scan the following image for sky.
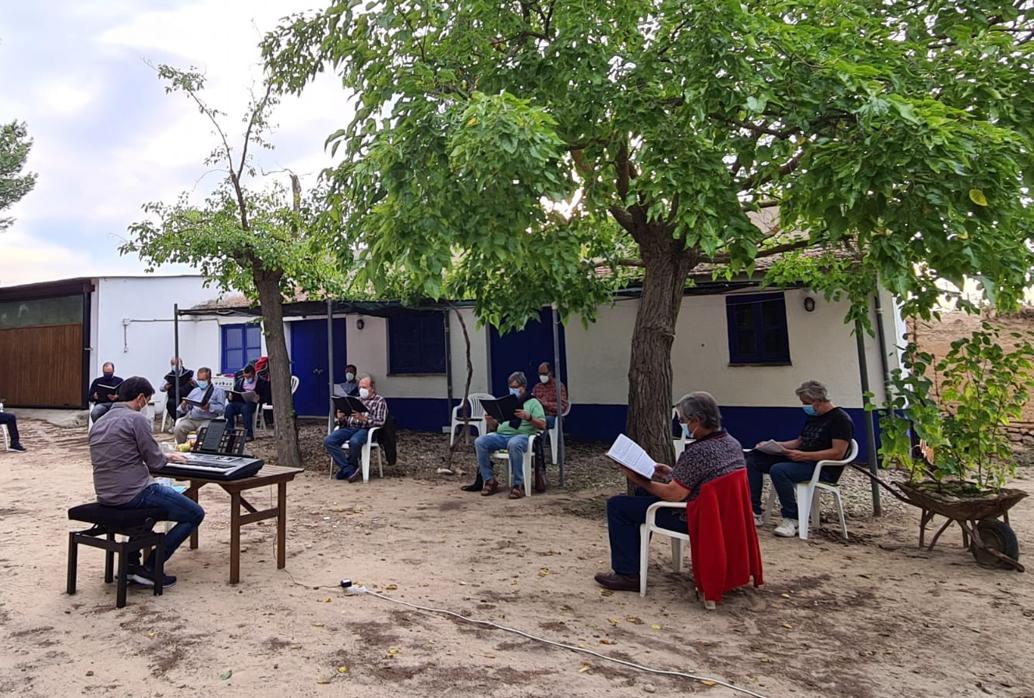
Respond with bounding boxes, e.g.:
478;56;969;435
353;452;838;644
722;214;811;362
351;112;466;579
0;0;350;286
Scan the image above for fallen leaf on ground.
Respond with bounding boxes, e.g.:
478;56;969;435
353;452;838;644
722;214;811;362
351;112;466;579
337;666;349;674
607;618;620;626
219;670;233;680
578;662;592;673
701;679;717;686
625;616;643;625
385;583;398;591
538;568;550;577
650;624;662;630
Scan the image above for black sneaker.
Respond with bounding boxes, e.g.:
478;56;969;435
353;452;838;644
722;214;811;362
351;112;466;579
129;567;177;588
9;442;26;452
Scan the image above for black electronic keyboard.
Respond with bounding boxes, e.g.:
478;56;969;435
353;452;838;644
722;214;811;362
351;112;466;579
161;453;264;481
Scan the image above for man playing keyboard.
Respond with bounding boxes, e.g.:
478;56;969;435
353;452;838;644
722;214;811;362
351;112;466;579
89;376;205;588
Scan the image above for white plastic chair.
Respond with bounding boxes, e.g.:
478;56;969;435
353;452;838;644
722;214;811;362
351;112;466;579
672;393;692;457
154;391;170;433
638;501;690;597
0;401;9;451
257;375;299;432
490;433;539;497
328;425;383;483
449;393;494;446
546;401;572;465
763;439;859;540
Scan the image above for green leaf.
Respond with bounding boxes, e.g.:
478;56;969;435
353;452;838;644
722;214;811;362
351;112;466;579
968;189;988;206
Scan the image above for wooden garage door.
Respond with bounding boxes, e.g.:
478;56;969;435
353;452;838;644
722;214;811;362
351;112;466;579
0;324;83;407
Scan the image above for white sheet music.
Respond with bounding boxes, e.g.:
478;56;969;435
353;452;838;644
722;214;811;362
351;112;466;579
605;434;656;479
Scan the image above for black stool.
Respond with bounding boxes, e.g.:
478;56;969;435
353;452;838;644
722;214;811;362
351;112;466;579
67;503;167;608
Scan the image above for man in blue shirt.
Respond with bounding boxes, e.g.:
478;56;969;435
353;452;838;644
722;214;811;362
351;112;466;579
173;367;226;444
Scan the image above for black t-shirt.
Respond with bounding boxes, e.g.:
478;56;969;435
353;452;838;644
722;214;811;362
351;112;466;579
798;407;854;452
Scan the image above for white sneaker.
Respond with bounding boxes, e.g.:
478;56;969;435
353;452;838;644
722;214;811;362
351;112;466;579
774;519;798;538
753;514;764;527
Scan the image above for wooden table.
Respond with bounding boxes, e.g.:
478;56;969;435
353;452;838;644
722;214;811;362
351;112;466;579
171;465;304;584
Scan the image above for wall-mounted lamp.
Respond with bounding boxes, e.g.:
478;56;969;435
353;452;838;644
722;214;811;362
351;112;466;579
803;297;816;313
356;318;365;330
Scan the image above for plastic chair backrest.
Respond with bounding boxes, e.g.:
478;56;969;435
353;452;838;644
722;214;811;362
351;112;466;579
464;393;494;419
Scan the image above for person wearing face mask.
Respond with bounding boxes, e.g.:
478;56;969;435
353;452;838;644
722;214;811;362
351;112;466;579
88;361;124;423
160;357;195;430
595;392;747;592
89;376;204;588
530;361;568;428
325;375;388;481
468;371;547;499
223;363;259;441
336;364;360;398
172;367;227;445
746;380;854;538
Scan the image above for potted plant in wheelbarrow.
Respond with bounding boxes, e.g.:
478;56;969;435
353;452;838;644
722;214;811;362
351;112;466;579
878;321;1034;571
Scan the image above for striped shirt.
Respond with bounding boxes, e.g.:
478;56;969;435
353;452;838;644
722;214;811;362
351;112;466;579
671;431;746;502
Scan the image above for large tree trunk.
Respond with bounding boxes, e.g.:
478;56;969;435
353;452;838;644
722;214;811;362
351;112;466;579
626;227;695;468
254;268;304;469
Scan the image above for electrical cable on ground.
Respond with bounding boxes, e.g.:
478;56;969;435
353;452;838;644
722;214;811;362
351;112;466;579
337;583;768;698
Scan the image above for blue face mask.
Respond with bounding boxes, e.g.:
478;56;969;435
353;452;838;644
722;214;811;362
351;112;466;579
681;423;690;438
802;404;817;416
509;387;521;398
197;380;209;390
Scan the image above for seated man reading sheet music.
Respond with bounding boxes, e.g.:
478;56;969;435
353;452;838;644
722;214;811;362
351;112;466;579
466;371;546;500
594;392;745;592
88;361;124;423
173;367;226;444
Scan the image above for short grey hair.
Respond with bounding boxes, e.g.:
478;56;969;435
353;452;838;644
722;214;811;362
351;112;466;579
359;374;375;386
795;380;829;402
507;371;528;387
677;391;722;430
197;366;212;378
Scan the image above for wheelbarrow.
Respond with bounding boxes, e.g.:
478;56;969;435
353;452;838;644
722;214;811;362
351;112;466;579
850;464;1026;572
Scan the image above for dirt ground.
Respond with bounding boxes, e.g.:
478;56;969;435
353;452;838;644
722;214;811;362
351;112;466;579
2;419;1033;698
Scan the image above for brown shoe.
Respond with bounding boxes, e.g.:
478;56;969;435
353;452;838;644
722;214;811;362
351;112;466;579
593;571;640;592
481;478;500;496
508;486;525;499
347;469;363;483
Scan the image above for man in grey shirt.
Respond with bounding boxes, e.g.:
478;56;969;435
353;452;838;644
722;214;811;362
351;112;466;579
89;376;205;588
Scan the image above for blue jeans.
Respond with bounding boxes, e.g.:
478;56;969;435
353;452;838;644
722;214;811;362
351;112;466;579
545;415;556;429
475;432;529;488
117;483;205;567
90;403;114;423
224;400;257;437
324;427;369;477
606;494;685;576
747;452;841;520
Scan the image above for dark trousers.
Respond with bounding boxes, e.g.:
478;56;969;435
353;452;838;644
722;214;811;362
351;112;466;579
746;451;842;519
0;412;19;444
606;493;685;576
224;400;256;437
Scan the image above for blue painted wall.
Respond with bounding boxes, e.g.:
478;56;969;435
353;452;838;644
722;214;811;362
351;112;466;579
386;397;880;464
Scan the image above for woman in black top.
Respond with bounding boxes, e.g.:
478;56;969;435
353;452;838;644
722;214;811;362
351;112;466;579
747;380;854;538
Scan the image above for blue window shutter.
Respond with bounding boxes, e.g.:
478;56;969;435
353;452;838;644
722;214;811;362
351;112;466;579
388;311;447;374
726;293;790;365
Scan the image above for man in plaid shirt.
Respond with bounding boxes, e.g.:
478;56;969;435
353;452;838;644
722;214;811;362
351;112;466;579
531;361;569;428
325;375;388;482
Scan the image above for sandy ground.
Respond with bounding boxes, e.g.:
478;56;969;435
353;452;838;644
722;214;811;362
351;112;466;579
2;419;1034;698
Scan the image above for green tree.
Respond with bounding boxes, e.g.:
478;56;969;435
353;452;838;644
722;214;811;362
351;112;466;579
264;0;1034;463
0;121;37;230
122;66;341;469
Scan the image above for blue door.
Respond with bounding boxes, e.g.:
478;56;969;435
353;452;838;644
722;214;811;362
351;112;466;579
290;319;347;417
489;308;567;396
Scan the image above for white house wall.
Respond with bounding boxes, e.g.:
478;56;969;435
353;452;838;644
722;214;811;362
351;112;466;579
92;276;224;385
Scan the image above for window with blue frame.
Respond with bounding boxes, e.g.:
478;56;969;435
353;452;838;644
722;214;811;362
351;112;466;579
726;293;791;365
388;311;446;374
221;323;263;374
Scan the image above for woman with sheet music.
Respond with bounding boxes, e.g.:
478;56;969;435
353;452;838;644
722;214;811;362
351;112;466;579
594;392;745;592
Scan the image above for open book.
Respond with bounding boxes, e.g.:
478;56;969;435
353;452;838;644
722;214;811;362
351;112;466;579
226;389;260;404
605;434;656;480
95;383;121;392
755;439;787;455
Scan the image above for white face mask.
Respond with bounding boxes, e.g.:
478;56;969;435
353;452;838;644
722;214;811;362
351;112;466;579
538;374;549;384
358;387;370;399
345;372;355;381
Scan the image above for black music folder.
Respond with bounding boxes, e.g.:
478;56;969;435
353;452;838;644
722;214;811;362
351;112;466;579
333;396;368;414
479;394;520;423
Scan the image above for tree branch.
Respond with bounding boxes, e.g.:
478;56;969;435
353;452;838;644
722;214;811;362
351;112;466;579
707;237;814;265
237;82;274;183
